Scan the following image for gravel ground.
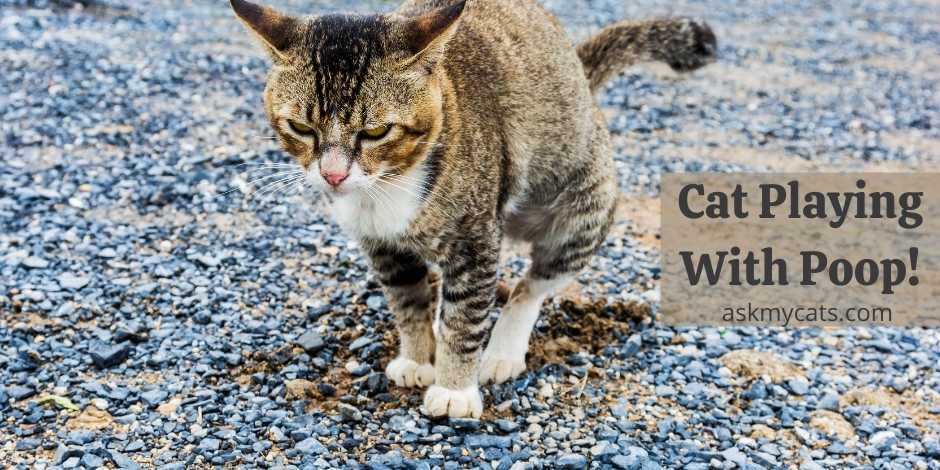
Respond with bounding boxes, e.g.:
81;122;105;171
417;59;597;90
2;0;939;469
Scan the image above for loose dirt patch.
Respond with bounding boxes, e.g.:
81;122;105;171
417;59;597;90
719;350;805;383
842;387;940;430
809;410;856;441
66;406;118;431
528;296;651;368
156;396;182;416
284;379;318;400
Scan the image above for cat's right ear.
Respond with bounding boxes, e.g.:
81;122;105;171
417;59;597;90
230;0;300;62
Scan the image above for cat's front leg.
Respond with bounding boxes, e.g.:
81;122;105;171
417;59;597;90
423;236;498;419
367;245;437;388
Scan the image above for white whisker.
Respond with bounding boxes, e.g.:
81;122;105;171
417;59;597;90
216;170;297;199
234;162;297;169
249;174;303;200
256;176;305;204
381;172;457;206
244;169;304;184
370;181;399;215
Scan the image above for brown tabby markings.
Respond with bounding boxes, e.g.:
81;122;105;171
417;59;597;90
231;0;716;418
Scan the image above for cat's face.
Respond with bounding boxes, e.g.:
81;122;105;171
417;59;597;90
263;32;445;196
232;0;463;197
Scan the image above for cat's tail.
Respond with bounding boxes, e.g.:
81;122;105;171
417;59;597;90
577;18;717;93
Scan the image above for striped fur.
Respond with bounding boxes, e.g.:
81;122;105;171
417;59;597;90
578;18;717;92
231;0;716;418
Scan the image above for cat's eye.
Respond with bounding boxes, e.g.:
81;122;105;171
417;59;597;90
288;120;315;135
360;125;391;140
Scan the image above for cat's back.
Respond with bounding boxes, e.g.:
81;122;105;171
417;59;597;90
397;0;599;208
398;0;593;125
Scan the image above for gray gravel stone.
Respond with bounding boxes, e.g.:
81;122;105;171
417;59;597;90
81;453;105;468
799;462;824;470
9;386;35;401
0;1;936;469
348;336;373;351
22;256;49;269
611;454;640;470
556;453;588;470
295;331;326;354
464;434;512;449
722;447;747;467
294;437;327;455
870;430;897;449
90;343;131;368
787;378;810;395
110;451;141;470
57;273;90;290
139;390;168;407
818;391;840;411
338;403;362;422
15;439;41;451
199;438;220;451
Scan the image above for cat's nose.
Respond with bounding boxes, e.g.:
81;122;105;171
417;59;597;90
319;146;350;187
321;170;348;187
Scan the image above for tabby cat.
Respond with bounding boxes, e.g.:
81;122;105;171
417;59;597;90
231;0;715;418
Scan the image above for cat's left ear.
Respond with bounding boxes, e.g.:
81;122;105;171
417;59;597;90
230;0;301;62
396;0;466;73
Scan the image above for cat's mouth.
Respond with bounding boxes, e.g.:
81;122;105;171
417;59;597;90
328;185;355;196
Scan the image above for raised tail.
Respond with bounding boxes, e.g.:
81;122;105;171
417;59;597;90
577;18;717;93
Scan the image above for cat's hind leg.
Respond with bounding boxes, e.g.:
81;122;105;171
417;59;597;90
480;275;572;384
482;133;617;385
481;203;614;384
367;245;437;388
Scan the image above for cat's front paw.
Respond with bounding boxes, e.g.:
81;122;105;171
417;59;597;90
423;385;482;418
480;353;527;384
385;357;435;388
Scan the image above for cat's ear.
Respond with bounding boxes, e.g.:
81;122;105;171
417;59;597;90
397;1;466;73
230;0;301;62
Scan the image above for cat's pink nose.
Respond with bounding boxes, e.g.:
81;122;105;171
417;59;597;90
321;170;348;187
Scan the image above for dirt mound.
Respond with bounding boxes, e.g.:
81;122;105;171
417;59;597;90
528;296;651;368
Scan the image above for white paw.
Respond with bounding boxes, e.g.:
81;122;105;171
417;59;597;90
422;385;483;418
385;357;435;388
480;353;527;384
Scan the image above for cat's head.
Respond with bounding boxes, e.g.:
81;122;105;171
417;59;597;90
231;0;464;196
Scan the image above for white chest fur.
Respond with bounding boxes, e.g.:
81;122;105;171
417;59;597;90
330;167;426;240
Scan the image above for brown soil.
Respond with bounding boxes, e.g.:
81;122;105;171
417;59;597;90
156;396;182;416
232;316;418;416
842;387;940;430
528;296;651;368
719;349;805;383
809;410;856;441
234;343;299;386
66;406;119;431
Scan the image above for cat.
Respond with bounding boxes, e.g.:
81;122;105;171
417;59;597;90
230;0;715;418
